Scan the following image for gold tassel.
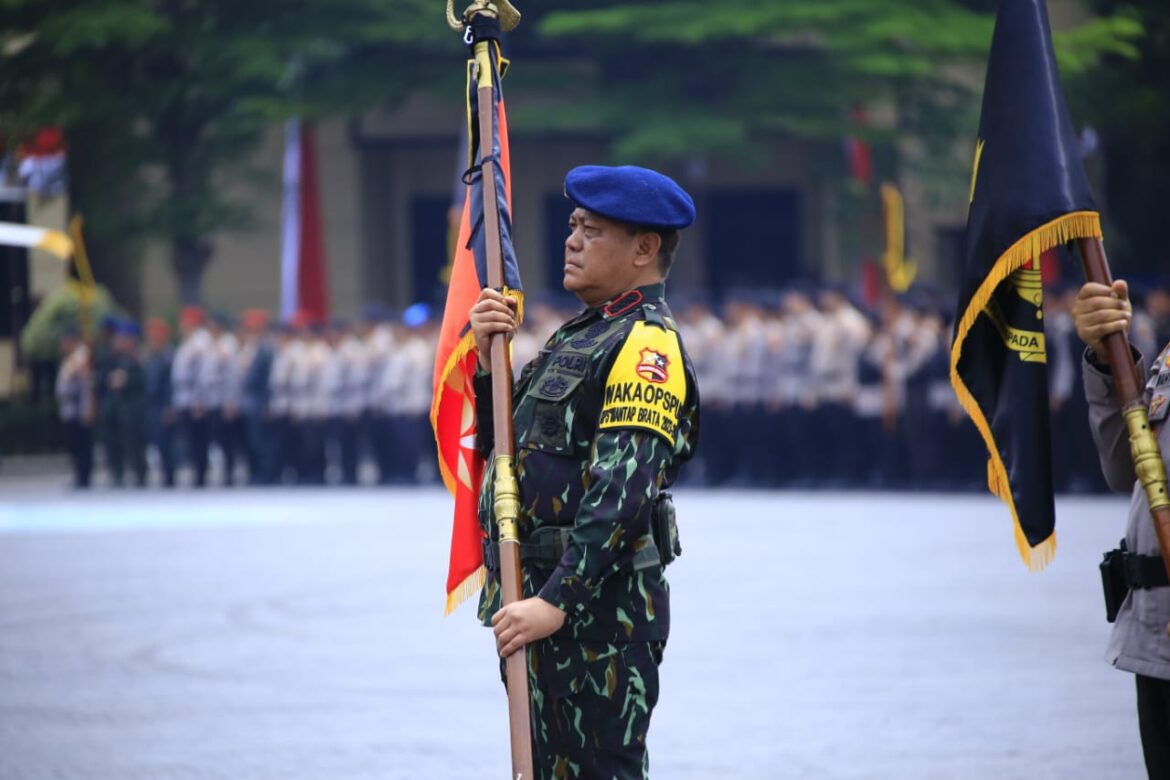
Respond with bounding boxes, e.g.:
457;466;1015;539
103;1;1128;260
950;211;1101;571
1015;525;1057;573
445;566;487;615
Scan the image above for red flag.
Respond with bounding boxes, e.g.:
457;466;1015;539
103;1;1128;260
280;120;330;323
432;45;521;614
844;105;873;186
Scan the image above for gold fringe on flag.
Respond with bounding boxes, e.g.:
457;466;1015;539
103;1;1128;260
445;565;487;615
949;210;1102;570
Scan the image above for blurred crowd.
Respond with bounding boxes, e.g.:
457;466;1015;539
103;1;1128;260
53;282;1170;492
54;305;437;489
666;284;1125;493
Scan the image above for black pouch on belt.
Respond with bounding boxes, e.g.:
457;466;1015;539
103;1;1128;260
1100;541;1128;624
653;491;682;566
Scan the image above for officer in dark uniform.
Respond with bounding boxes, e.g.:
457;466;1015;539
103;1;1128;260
91;314;118;483
238;309;275;484
105;319;148;487
470;165;700;779
143;317;177;487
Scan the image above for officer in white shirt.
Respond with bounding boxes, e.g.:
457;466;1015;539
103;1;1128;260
172;306;214;486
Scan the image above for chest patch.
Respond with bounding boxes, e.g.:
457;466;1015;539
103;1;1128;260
599;321;686;444
538;376;571;399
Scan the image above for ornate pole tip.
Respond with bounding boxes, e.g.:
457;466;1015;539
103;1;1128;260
446;0;521;32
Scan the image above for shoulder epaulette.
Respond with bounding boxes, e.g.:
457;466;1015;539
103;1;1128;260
641;303;678;332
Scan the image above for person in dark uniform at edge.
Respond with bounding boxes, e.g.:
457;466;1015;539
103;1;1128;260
469;165;701;779
1072;279;1170;778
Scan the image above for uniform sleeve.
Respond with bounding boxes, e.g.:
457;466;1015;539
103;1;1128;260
538;320;695;615
537;428;671;615
1083;345;1145;493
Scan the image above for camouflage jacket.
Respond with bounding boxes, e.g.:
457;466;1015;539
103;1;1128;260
475;283;700;643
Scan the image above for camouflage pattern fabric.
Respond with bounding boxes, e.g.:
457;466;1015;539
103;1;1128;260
521;638;663;779
475;282;700;777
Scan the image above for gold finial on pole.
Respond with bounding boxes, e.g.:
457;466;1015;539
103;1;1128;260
446;0;521;32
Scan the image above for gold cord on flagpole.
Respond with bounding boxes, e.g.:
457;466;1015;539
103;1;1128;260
68;215;98;342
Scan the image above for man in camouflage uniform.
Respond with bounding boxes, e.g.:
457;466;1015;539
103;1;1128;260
469;165;700;779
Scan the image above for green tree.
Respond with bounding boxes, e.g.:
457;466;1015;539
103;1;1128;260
505;0;1137;211
0;0;453;305
19;281;120;362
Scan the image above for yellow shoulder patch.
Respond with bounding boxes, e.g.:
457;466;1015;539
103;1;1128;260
599;321;686;444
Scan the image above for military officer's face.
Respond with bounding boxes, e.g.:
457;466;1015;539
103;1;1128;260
564;208;645;307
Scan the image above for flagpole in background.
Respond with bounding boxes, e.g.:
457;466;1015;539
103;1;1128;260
280;118;330;323
280;119;301;322
445;2;534;775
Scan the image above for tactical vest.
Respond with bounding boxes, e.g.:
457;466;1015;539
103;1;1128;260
488;299;687;572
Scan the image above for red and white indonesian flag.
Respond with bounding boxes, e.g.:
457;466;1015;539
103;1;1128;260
280;119;330;322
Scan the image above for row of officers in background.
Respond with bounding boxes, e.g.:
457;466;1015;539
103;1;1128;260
54;304;437;489
55;283;1170;491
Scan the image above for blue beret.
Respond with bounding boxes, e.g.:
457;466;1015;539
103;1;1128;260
565;165;695;230
403;303;432;328
114;319;141;338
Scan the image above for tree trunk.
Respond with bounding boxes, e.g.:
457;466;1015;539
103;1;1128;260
166;138;213;307
173;237;212;306
66;117;144;315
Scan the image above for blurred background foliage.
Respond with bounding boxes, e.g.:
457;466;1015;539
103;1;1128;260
0;0;1162;298
1067;0;1170;275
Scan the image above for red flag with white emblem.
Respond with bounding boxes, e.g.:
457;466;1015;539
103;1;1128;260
431;41;521;613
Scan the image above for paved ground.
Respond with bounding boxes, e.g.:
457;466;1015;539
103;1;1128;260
0;483;1145;779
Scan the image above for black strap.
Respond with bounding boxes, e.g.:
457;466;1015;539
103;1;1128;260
1123;553;1170;589
465;15;501;48
482;527;660;573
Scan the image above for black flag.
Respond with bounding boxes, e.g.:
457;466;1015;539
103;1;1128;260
950;0;1102;569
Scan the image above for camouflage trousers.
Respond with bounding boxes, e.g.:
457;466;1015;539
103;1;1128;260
522;637;665;780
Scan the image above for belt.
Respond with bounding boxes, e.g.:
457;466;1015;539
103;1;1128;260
482;525;661;573
1121;552;1170;590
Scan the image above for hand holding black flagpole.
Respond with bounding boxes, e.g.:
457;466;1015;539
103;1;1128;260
1078;238;1170;636
447;2;535;775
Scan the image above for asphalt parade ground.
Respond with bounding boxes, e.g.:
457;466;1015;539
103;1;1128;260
0;482;1144;779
